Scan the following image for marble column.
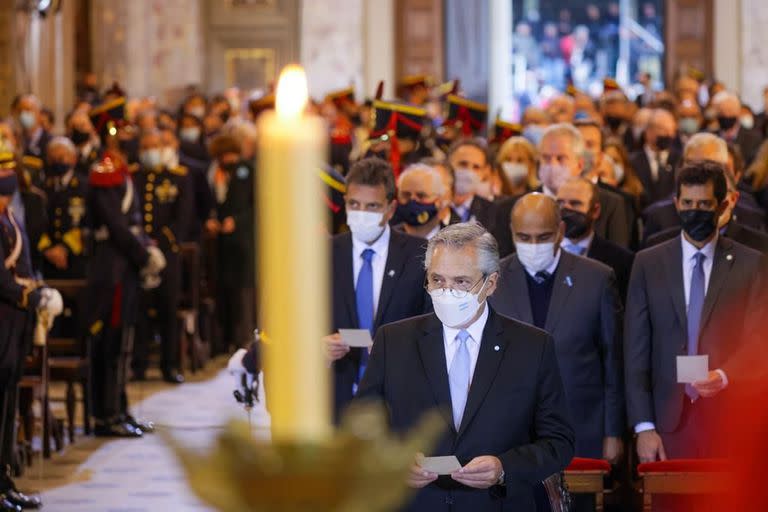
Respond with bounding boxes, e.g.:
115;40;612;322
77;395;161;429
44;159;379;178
740;0;768;110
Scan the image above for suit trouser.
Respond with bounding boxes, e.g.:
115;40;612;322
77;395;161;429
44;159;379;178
0;385;17;469
133;256;181;373
92;325;132;422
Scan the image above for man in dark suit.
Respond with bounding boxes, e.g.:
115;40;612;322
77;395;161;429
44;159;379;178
324;158;431;421
492;123;631;257
489;193;623;465
629;108;682;205
626;161;766;468
14;94;52;164
712;91;762;166
357;222;574;511
448;138;496;229
556;178;635;301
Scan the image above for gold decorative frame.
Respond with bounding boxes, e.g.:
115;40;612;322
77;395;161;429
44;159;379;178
225;48;277;89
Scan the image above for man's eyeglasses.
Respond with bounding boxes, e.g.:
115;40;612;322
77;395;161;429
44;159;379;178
425;274;487;299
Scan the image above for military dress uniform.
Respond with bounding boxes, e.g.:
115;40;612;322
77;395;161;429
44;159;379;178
131;163;193;381
38;171;88;279
85;154;154;437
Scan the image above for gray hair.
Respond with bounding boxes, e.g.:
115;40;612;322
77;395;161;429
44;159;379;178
711;90;740;109
540;122;585;157
684;132;728;164
397;163;446;197
425;222;500;275
46;136;76;157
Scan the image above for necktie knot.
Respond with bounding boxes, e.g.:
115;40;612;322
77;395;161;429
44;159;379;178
456;330;471;345
361;248;375;263
534;270;551;284
693;252;705;267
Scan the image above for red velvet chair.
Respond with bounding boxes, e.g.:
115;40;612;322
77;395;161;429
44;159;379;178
565;457;612;511
637;459;730;512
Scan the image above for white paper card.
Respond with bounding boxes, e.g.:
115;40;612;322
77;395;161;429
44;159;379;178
416;455;462;475
676;355;709;383
338;329;373;348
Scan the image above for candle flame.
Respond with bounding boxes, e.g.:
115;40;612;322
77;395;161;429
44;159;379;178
276;65;308;120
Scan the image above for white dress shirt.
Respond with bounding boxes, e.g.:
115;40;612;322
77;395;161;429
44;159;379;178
635;234;726;434
442;302;489;382
643;145;669;183
452;196;475;222
351;225;391;316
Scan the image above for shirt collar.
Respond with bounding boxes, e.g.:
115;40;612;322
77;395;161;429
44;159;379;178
443;301;490;346
563;231;594;251
351;223;391;258
680;232;717;263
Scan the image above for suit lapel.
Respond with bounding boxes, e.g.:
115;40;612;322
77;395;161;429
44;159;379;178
416;316;454;431
457;310;507;439
337;235;359;326
501;257;534;324
663;237;688;331
700;238;735;330
544;252;576;333
374;232;412;328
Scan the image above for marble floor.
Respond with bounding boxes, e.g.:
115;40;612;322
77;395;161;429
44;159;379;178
16;361;270;512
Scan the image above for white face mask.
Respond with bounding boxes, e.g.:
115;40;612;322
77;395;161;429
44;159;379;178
188;106;205;119
501;162;529;184
180;127;201;143
454;168;478;197
538;163;572;194
19;110;36;130
346;210;385;244
160;147;178;169
516;242;557;274
430;278;487;328
140;149;162;170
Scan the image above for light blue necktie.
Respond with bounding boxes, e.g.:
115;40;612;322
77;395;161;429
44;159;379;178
686;252;706;400
563;242;586;256
449;330;471;430
354;248;375;388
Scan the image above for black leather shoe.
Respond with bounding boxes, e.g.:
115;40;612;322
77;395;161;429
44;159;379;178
162;371;185;384
94;421;143;438
0;495;21;511
4;489;41;510
124;414;155;434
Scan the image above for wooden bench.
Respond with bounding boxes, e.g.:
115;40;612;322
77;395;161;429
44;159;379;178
637;459;730;511
565;457;612;511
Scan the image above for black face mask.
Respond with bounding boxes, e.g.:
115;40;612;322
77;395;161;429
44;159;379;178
717;116;738;131
561;208;592;239
604;116;624;131
679;209;718;242
655;135;673;151
48;162;72;176
394;200;439;227
70;129;90;145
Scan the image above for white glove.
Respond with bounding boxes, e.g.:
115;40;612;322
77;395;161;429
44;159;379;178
141;273;162;290
143;246;166;275
39;287;63;317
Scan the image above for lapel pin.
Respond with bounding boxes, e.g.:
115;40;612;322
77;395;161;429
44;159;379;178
565;276;573;287
388;269;395;277
494;345;500;352
726;254;733;261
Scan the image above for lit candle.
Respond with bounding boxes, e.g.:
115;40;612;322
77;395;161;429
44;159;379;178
257;65;331;443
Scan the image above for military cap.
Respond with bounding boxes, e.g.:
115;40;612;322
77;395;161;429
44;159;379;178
325;87;355;110
443;94;488;137
0;152;18;196
603;77;621;93
490;118;523;145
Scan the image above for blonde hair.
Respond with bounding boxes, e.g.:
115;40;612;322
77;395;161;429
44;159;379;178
495;136;539;194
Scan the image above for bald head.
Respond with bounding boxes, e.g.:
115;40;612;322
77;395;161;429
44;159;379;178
511;193;564;245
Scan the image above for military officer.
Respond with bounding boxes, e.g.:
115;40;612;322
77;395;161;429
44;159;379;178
131;130;192;384
0;157;62;510
86;151;165;437
66;110;101;179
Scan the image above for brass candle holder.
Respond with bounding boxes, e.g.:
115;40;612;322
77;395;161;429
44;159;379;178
165;403;444;512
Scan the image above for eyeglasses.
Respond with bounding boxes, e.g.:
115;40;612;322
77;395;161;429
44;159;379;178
425;275;487;299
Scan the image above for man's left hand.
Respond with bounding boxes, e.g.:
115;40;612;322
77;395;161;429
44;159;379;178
692;371;726;398
602;436;624;465
450;456;503;489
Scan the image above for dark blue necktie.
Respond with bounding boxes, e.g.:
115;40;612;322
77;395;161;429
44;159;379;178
354;248;375;387
533;270;551;284
686;252;706;400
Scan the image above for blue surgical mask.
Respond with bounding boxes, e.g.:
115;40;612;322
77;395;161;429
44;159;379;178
523;125;545;146
19;110;36;130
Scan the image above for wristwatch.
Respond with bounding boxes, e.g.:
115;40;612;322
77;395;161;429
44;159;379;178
496;468;505;486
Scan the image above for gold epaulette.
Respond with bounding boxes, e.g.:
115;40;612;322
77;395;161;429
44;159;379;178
63;228;83;256
22;155;43;170
169;165;188;177
37;233;52;252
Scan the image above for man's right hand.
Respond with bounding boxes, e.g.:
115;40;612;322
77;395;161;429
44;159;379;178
205;218;220;234
637;429;667;463
322;333;349;362
407;453;438;489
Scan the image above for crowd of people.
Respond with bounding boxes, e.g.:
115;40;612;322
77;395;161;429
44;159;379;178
1;66;767;510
